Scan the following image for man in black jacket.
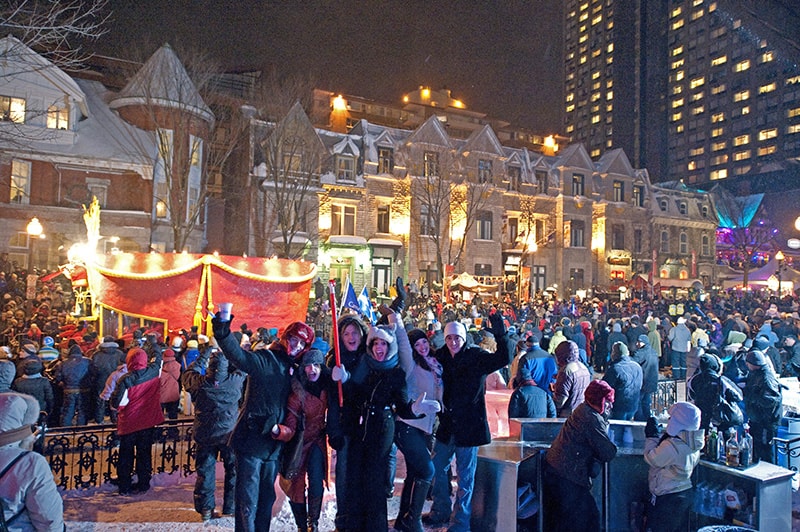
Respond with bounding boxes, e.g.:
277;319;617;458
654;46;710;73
182;349;245;521
743;349;782;463
425;310;512;531
212;313;314;532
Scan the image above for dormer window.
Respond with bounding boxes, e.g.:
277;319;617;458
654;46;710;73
678;201;688;215
659;198;668;211
336;155;355;182
478;159;492;184
613;180;624;202
377;147;394;174
632;185;644;207
0;95;26;123
47;104;69;130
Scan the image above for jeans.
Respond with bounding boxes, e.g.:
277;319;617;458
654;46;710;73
306;444;325;500
235;453;278;532
194;442;236;514
333;436;351;529
117;427;155;493
395;422;435;483
430;436;478;532
61;390;88;426
635;391;653;421
95;395;115;424
671;350;687;380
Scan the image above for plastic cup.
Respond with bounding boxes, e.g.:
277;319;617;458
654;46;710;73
218;302;233;321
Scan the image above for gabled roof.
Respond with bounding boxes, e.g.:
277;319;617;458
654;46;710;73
404;115;451;148
110;44;214;123
0;36;89;117
554;143;593;171
459;124;505;157
333;136;360;157
595;148;634;176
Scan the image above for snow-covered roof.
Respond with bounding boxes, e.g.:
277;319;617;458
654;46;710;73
110;44;214;124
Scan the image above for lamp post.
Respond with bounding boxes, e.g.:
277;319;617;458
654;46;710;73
26;217;43;271
775;250;785;297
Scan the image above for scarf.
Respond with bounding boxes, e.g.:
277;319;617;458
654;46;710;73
366;353;399;371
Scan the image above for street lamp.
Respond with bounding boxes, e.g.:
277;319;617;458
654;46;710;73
26;217;43;271
775;250;785;297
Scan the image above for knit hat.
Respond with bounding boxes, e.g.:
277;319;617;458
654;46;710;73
443;321;467;343
0;392;40;447
21;341;38;357
745;349;767;367
753;336;770;351
611;341;629;360
666;401;701;436
42;336;54;347
699;352;722;374
68;344;83;357
186;340;199;349
517;365;533;383
163;348;176;359
23;358;44;376
99;336;118;349
301;348;324;366
584;380;615;415
407;328;428;348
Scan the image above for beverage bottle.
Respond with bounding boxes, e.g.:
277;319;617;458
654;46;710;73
717;428;726;463
740;424;753;467
726;429;740;467
706;425;718;459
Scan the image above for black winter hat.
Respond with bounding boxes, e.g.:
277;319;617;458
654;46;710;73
407;328;428;348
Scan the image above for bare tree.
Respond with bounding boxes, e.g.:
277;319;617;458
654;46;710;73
1;0;109;71
250;93;324;259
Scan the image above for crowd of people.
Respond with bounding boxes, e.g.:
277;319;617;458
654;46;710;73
1;263;799;531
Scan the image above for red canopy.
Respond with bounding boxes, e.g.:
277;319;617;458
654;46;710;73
90;252;316;336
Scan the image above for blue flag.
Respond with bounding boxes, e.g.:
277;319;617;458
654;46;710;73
358;286;377;325
340;276;360;314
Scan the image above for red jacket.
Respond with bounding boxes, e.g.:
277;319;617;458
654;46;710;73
111;347;164;436
159;351;181;404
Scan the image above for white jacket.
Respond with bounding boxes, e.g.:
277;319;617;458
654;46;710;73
643;429;704;496
0;446;64;532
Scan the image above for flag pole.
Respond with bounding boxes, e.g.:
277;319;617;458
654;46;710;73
329;279;344;407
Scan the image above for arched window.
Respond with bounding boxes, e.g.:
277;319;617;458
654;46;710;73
660;230;669;253
679;232;688;254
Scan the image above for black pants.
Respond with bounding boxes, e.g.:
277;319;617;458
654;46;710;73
347;409;395;531
647;488;693;532
194;442;236;514
117;427;155;493
543;462;599;532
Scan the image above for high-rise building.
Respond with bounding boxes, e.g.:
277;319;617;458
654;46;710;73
564;0;800;237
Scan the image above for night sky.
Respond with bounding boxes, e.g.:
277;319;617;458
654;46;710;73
93;0;564;133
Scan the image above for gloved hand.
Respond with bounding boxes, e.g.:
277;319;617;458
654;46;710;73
488;308;505;338
411;392;441;417
331;365;349;383
645;415;660;438
328;434;345;451
211;313;233;339
390;277;406;313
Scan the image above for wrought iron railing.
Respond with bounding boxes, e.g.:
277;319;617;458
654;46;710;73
42;419;196;491
651;378;678;415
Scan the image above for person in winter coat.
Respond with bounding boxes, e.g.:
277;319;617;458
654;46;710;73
687;353;743;434
0;358;15;392
552;340;590;418
519;335;558;396
211;314;314;532
646;318;663;363
0;392;63;531
667;317;692;380
37;336;59;364
625;315;648;352
325;313;367;531
331;320;437;532
508;365;556;419
743;349;783;463
425;312;511;532
632;334;660;420
785;334;800;379
603;342;643;421
159;348;181;421
395;321;444;532
580;321;594;369
110;336;164;495
53;344;92;426
182;349;245;521
643;402;704;532
543;380;617;532
91;337;126;424
180;339;201;417
606;321;627;361
12;359;53;416
274;349;336;532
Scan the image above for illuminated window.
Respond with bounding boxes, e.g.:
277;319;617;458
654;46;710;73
688;161;696;171
606;90;613;100
734;90;750;102
572;174;585;196
672;46;684;56
676;124;684;133
671;59;685;70
760;51;774;63
788;124;800;134
740;106;750;115
672;18;684;30
711;84;726;95
331;204;356;236
691;106;704;115
671;7;682;17
758;145;776;156
788;108;800;118
734;150;751;161
378;147;394;174
671;112;683;122
672;85;684;95
734;60;750;72
591;115;600;124
0;95;25;123
692;92;704;102
613;180;624;202
46;104;69;130
711;112;725;123
691;9;704;20
632;185;644;207
423;151;439;177
733;134;749;146
759;82;776;94
672;98;685;108
690;77;705;89
676;71;685;81
758;128;777;141
689;147;705;156
711;154;728;165
711;55;727;66
710;168;728;180
336;155;355;181
711;128;723;137
787;75;800;85
606;43;614;53
566;104;576;113
711;27;726;38
712;141;726;151
592;14;602;25
10;159;30;204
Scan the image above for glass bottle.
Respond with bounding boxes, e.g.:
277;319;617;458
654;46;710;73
706;425;718;460
740;424;753;468
726;429;740;467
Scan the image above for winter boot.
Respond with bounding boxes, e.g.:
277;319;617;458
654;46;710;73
396;479;430;532
307;496;322;532
289;501;308;532
393;480;413;531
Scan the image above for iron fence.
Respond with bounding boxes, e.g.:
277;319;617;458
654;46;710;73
42;419;196;491
652;377;678;415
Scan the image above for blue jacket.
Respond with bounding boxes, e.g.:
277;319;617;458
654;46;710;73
602;356;643;415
